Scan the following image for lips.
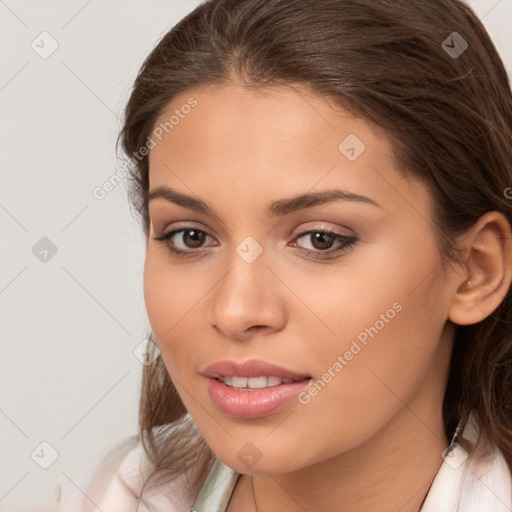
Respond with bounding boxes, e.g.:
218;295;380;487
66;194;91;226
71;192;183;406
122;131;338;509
202;359;312;418
201;359;311;381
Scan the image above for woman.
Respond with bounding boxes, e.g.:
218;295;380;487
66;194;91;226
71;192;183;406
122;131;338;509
72;0;512;510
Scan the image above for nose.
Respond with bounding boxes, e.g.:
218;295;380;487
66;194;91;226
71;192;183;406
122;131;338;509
207;248;287;341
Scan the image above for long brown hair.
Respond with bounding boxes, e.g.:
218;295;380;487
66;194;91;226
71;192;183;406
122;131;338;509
117;0;512;500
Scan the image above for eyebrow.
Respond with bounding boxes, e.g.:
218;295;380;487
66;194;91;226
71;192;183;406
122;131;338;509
147;185;381;217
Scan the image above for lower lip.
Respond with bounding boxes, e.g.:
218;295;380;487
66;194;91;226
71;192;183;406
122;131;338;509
206;377;311;419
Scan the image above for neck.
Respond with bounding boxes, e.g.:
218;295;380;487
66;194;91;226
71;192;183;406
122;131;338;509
241;404;447;512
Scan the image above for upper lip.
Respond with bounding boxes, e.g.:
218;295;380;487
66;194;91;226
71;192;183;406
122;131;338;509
202;359;310;380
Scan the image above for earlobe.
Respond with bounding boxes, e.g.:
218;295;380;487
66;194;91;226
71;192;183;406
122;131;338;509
448;211;512;326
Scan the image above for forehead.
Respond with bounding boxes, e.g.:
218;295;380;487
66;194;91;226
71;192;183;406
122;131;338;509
149;84;393;175
146;83;428;221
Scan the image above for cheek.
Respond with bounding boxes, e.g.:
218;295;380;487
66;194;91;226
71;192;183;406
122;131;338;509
142;250;207;374
297;289;448;453
294;233;450;443
289;221;443;347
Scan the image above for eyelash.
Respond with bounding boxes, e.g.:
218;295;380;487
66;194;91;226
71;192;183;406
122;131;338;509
153;226;357;260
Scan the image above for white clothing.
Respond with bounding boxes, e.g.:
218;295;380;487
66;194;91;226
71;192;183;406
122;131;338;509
59;411;512;511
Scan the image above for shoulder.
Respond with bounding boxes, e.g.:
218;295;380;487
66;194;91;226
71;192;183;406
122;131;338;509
58;435;151;512
61;425;208;512
458;414;512;511
422;411;512;512
81;436;146;510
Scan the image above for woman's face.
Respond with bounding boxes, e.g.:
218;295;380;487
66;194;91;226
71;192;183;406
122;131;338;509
144;83;459;473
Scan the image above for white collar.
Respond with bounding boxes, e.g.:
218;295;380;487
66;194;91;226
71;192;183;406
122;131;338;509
421;411;512;511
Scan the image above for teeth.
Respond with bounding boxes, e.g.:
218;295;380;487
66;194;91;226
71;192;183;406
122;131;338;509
218;375;302;389
267;376;283;386
247;376;268;389
231;376;248;388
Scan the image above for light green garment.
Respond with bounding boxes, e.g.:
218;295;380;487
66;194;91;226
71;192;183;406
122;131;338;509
191;458;241;511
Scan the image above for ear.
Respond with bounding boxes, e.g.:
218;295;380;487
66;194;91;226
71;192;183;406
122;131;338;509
448;211;512;326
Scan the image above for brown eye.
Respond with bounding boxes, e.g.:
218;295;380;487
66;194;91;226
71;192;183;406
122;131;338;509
292;230;358;259
308;232;336;250
153;227;216;257
180;229;207;248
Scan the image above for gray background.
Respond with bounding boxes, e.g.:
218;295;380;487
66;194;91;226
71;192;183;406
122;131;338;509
1;1;511;511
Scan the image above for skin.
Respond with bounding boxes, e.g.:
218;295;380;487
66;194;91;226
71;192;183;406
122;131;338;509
144;83;512;512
